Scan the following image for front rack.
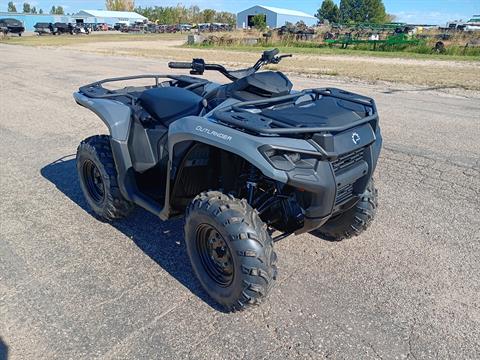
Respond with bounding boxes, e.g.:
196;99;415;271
213;88;378;136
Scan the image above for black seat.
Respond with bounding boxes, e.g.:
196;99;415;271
139;87;203;126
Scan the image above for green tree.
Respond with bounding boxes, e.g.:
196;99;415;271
188;5;201;23
386;13;397;22
39;9;43;14
55;6;64;15
50;6;56;14
339;0;387;23
214;11;236;26
31;6;37;14
252;14;267;30
316;0;339;23
22;2;31;13
7;1;17;12
202;9;216;23
105;0;135;11
134;5;235;25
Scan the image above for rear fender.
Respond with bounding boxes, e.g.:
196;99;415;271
73;92;131;141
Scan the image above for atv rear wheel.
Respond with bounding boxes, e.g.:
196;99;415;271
185;191;277;312
314;179;378;241
76;135;134;221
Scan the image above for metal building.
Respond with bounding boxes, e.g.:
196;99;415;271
74;10;147;26
236;5;317;29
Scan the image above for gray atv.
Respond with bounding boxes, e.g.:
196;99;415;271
74;49;382;311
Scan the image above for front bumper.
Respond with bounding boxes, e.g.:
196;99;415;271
285;125;382;234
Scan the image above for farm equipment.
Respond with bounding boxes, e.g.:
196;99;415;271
325;33;423;49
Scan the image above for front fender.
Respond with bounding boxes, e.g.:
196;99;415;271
167;116;319;183
73;92;131;141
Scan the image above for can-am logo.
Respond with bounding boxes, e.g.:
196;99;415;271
351;132;361;145
196;126;232;141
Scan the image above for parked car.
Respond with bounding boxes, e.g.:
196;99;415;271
73;24;90;35
0;18;25;36
34;22;54;35
121;22;146;33
53;22;71;35
145;23;159;33
113;23;128;31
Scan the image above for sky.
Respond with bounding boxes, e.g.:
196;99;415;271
1;0;478;25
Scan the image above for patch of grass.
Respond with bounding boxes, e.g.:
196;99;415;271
187;42;480;62
0;32;185;46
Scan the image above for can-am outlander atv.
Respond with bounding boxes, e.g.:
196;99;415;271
74;49;382;311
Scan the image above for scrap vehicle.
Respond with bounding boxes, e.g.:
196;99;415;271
52;22;71;35
73;24;90;35
277;21;315;40
114;22;128;31
0;18;25;36
73;49;382;311
34;22;55;35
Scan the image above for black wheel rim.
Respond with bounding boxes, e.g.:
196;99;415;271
82;159;105;204
196;224;234;287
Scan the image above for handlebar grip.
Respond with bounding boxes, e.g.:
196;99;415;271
168;61;192;69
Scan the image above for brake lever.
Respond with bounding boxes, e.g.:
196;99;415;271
270;54;293;64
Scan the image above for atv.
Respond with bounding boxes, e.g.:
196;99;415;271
73;49;382;311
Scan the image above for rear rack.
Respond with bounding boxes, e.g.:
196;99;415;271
213;88;378;135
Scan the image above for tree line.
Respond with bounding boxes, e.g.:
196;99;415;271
316;0;394;24
7;2;65;15
103;0;235;25
134;5;235;25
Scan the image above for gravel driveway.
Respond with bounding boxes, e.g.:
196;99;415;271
1;44;479;359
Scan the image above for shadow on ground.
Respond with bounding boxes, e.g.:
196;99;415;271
0;337;8;360
40;155;225;312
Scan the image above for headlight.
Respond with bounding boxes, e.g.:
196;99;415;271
260;146;318;171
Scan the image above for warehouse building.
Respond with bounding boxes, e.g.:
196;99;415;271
236;5;317;29
0;10;146;31
73;10;147;26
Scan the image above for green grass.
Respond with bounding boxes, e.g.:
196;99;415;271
186;42;480;62
0;32;185;46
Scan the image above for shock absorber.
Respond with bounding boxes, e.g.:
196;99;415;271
246;165;258;205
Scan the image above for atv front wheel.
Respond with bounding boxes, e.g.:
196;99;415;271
314;179;378;241
76;135;134;221
185;191;277;312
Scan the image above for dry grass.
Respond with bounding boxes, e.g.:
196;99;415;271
0;32;185;46
2;32;479;91
67;39;480;91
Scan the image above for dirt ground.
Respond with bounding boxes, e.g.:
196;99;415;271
64;38;480;91
2;33;480;91
1;44;479;359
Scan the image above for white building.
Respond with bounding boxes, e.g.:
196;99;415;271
74;10;147;26
237;5;317;29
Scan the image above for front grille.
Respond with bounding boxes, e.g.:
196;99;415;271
331;147;366;206
335;184;354;205
331;147;365;174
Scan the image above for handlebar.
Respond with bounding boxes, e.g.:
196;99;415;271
167;49;292;81
168;61;192;69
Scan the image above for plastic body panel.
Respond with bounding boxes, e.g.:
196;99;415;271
73;92;131;141
73;80;383;234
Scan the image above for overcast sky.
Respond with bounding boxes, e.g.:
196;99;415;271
1;0;478;25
